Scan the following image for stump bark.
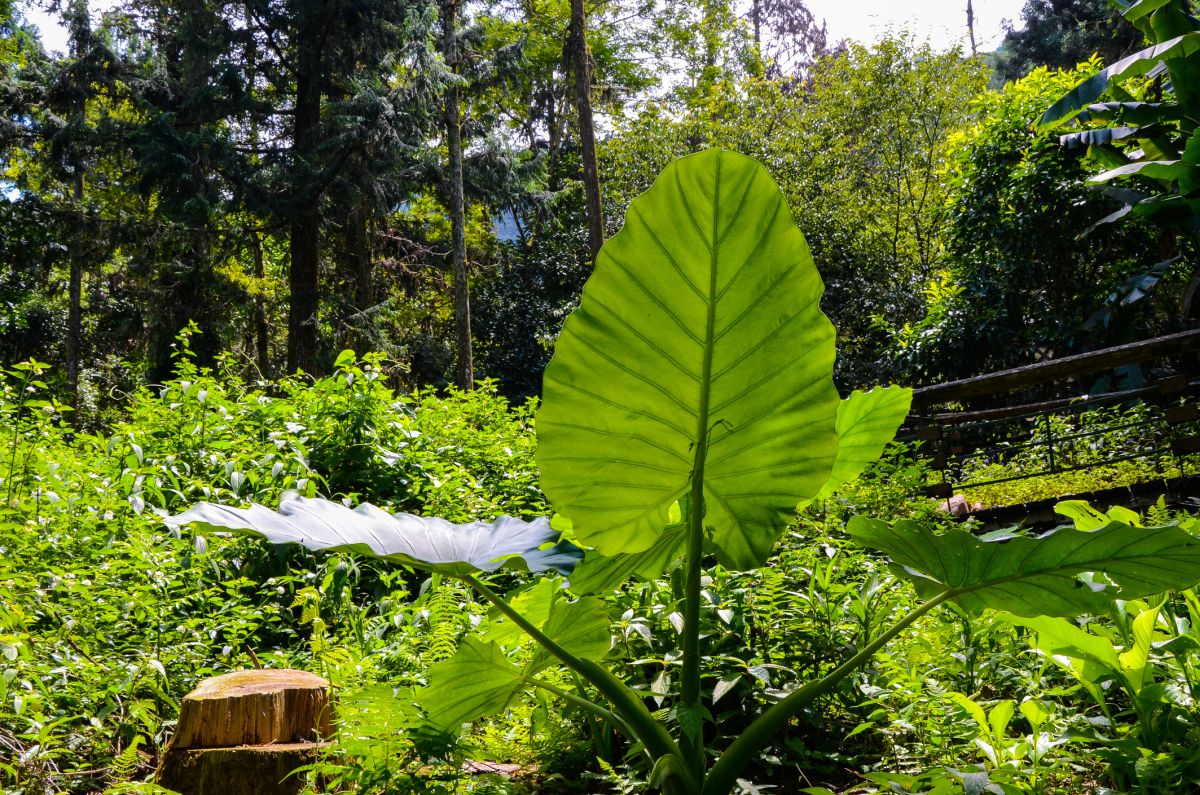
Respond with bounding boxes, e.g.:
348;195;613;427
157;669;332;795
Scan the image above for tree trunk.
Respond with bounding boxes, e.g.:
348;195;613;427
156;669;332;795
751;0;761;50
568;0;604;264
287;23;323;376
252;230;270;378
246;0;270;379
442;0;473;390
65;0;89;410
156;745;327;795
168;669;332;748
966;0;978;56
66;175;83;410
351;206;373;354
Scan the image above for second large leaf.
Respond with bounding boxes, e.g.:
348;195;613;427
537;149;840;569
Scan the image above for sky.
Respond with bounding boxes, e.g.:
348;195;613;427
19;0;1030;56
809;0;1027;52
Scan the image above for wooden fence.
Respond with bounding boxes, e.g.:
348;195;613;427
901;329;1200;508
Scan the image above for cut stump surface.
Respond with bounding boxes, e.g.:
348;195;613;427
157;669;333;795
170;668;332;749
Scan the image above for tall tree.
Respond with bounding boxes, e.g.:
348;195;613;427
993;0;1140;84
442;0;472;389
967;0;978;56
63;0;88;406
285;0;324;374
748;0;827;74
567;0;603;263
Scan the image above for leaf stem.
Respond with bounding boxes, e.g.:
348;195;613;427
523;676;629;735
679;150;725;789
682;487;705;780
702;590;953;795
461;574;693;789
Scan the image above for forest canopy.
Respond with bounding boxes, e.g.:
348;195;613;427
0;0;1189;417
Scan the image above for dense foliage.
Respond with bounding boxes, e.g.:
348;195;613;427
4;0;1200;793
894;63;1168;382
992;0;1142;85
4;0;1190;399
6;343;1200;794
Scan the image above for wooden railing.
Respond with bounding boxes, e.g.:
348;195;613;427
902;329;1200;502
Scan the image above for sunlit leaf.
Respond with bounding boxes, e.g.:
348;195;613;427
813;386;912;501
538;149;841;569
568;523;688;594
482;578;561;647
848;517;1200;616
530;596;613;672
1039;32;1200;129
167;495;582;576
420;637;524;732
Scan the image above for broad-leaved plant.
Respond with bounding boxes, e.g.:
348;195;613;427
171;150;1200;794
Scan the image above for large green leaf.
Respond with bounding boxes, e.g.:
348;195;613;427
1087;159;1200;185
420;637;525;732
1058;125;1142;149
537;149;840;570
482;578;561;647
995;613;1125;707
167;495;582;577
1039;32;1200;129
848;517;1200;616
813;386;912;501
481;579;613;667
568;523;688;595
530;596;612;672
1075;101;1183;126
1125;0;1175;23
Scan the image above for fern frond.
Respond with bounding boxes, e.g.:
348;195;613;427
423;577;468;664
110;734;142;783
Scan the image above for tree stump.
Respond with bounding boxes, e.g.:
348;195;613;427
156;669;333;795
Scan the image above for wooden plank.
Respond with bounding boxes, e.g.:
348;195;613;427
928;385;1156;424
912;329;1200;407
1167;405;1199;425
915;425;942;441
1172;436;1200;455
1157;374;1192;395
923;482;954;499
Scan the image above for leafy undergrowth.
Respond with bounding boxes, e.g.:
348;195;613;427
3;347;1200;794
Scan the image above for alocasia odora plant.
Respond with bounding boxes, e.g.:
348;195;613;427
171;150;1200;794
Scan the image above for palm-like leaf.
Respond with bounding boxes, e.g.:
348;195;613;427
168;495;582;576
1039;32;1200;130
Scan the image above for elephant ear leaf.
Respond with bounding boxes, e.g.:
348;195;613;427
848;517;1200;616
537;149;841;570
812;385;912;501
167;495;582;577
481;579;612;667
420;637;525;733
529;596;612;673
568;522;689;595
